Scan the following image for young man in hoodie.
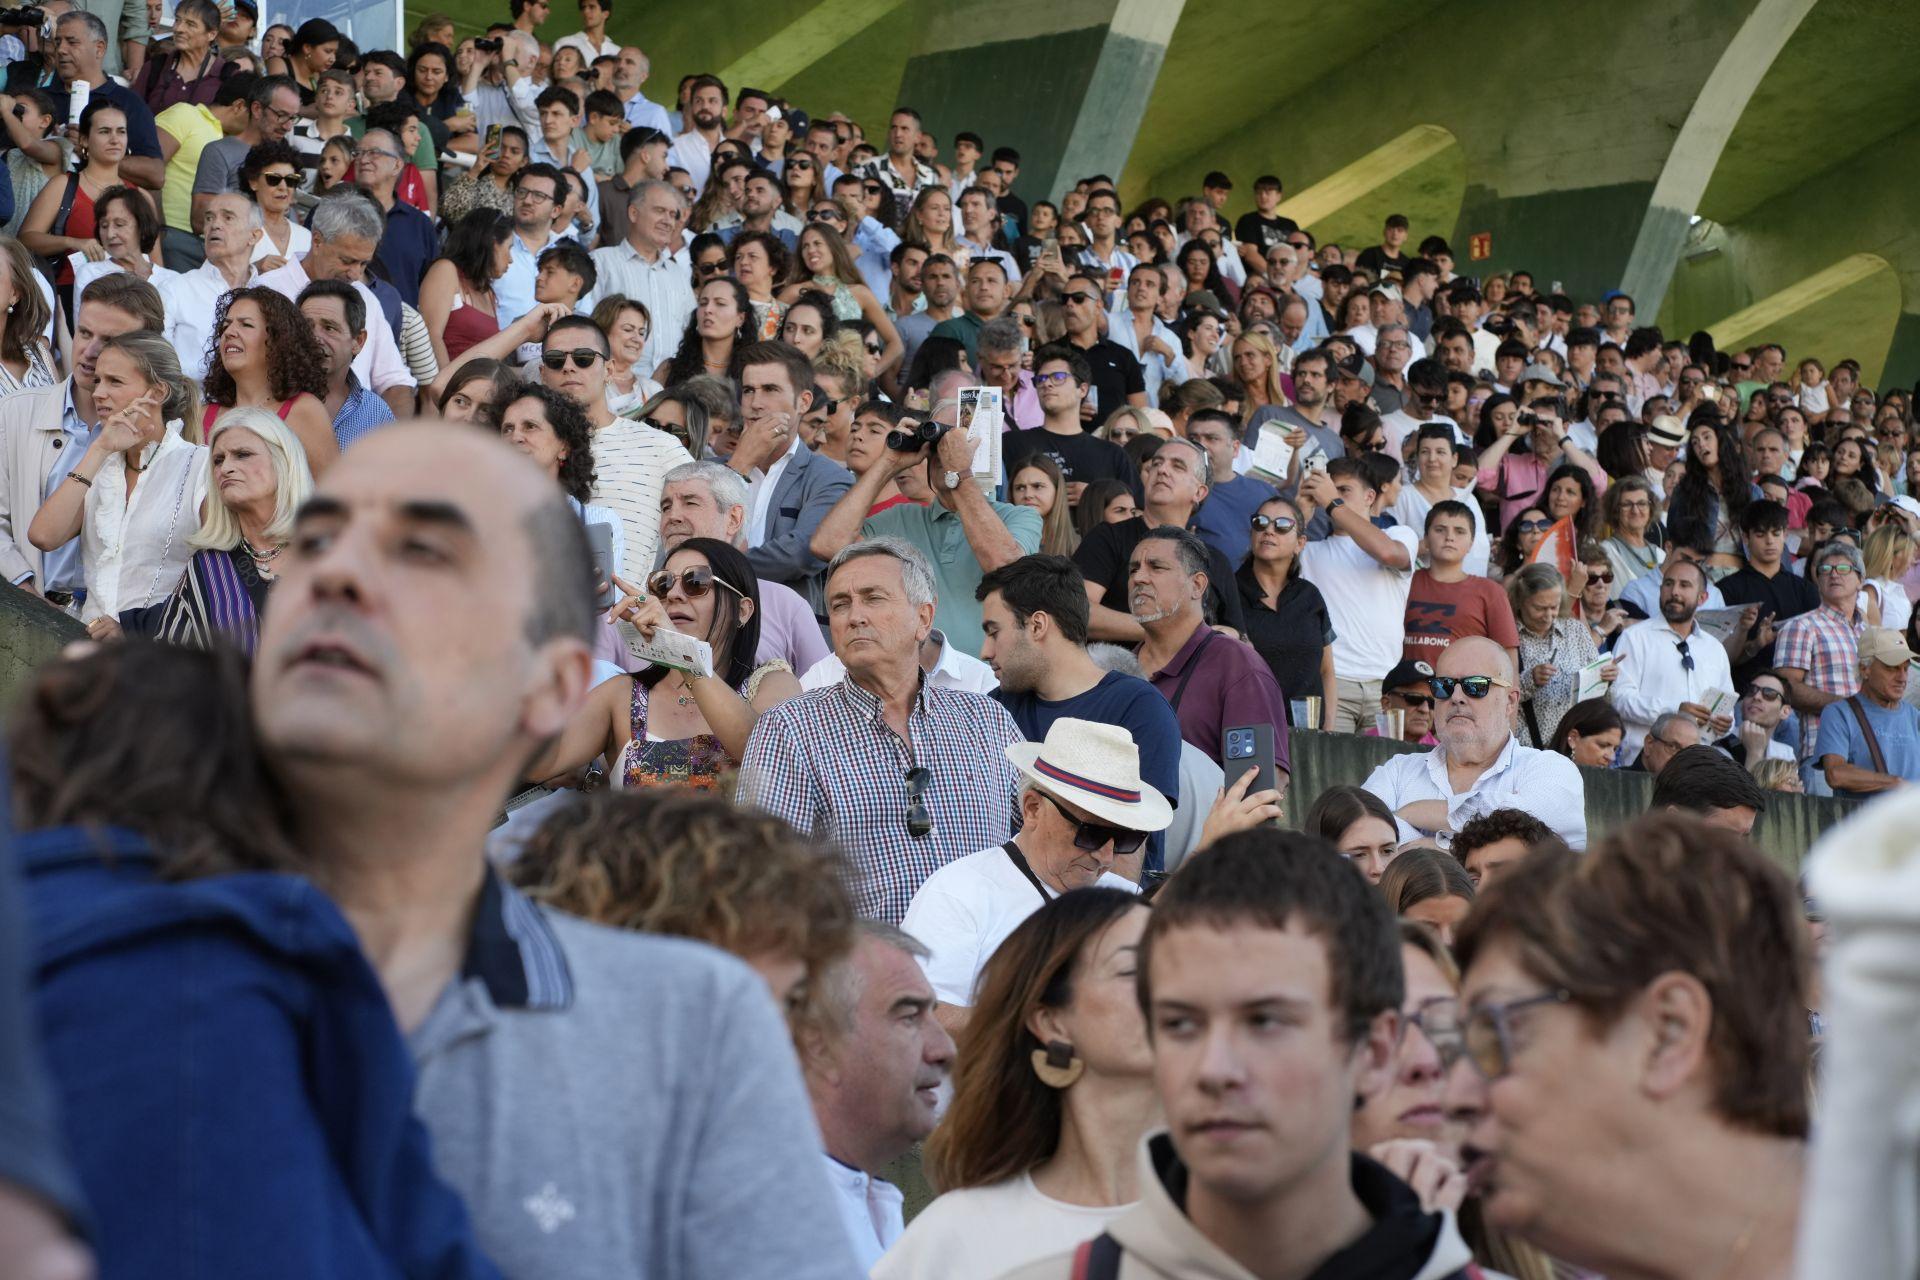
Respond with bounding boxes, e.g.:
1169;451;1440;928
1006;830;1482;1280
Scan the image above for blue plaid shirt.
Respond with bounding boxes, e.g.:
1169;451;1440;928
738;674;1024;923
332;374;396;451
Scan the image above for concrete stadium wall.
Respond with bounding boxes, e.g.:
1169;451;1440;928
0;586;83;712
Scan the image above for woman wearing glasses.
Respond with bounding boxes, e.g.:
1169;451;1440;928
1237;495;1336;727
1508;562;1603;748
532;537;801;792
1598;475;1664;591
1448;814;1810;1280
239;141;311;270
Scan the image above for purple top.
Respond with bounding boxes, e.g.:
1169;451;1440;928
754;576;831;673
1149;624;1294;773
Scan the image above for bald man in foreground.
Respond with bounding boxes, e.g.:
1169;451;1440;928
1358;635;1589;850
251;423;859;1278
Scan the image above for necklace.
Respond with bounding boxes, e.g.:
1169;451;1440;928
243;538;282;563
671;675;697;707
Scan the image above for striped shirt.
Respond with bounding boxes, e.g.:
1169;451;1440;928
1775;602;1865;760
588;418;693;581
738;675;1024;923
584;241;695;374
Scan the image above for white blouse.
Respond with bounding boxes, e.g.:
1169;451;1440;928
80;423;208;623
252;218;313;265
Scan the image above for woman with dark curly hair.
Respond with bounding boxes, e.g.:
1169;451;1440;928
238;139;310;267
510;788;855;1019
496;380;623;561
727;230;790;340
200;286;336;473
655;274;754;387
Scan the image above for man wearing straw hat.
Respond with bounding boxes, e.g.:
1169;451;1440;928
901;717;1171;1033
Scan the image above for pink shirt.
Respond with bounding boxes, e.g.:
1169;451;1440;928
1478;449;1608;531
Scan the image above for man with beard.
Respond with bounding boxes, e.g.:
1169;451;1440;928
1611;558;1735;766
1362;636;1588;849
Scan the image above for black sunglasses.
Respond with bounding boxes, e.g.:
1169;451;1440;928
540;348;604;371
1515;517;1552;533
1249;513;1297;533
904;766;933;839
1428;674;1509;700
1037;790;1148;856
1388;692;1435;709
645;565;744;600
257;171;300;188
807;208;843;222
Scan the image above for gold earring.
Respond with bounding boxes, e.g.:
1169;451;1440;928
1031;1039;1084;1089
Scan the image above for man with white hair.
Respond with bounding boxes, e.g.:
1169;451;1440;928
156;192;257;381
1361;636;1588;850
740;537;1023;923
657;459;829;673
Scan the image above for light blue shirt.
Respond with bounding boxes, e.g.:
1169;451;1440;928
38;388;93;595
495;228;560;329
1816;694;1920;794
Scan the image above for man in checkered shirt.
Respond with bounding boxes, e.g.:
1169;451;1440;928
1776;537;1868;794
739;537;1022;922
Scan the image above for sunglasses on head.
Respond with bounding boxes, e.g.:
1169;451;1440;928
1429;674;1513;700
540;348;604;371
1037;790;1148;856
646;565;744;600
1249;513;1297;533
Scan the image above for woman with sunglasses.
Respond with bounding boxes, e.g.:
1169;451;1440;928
530;538;801;792
781;154;820;215
780;224;903;376
1237;496;1336;728
1494;505;1552;577
239;140;311;270
656;275;754;388
1576;544;1629;651
1507;562;1604;748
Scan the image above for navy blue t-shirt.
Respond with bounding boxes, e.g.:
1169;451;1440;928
374;200;440;307
996;669;1183;873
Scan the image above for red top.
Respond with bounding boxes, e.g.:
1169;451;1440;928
54;183;97;287
203;399;301;434
443;285;501;362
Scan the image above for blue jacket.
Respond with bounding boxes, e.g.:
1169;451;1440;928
22;826;500;1280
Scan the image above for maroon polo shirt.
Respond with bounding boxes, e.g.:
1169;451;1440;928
1147;624;1294;771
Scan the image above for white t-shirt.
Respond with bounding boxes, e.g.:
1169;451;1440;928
1300;524;1421;682
872;1172;1133;1280
900;843;1137;1008
1390;483;1491;578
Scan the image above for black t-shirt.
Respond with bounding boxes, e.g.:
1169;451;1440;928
1717;563;1821;685
1234;211;1299;255
996;191;1029;237
1073;517;1247;633
1236;563;1334;716
1005;426;1138;494
1353;245;1407;280
1070;337;1145;429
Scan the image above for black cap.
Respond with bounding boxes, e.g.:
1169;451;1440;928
233;0;258;15
1383;658;1436;692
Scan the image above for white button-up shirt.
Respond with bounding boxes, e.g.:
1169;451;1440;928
80;423;208;623
820;1154;903;1271
1362;734;1588;851
1609;616;1735;762
746;434;799;547
584;240;694;374
156;259;253;383
1106;303;1188;405
665;129;716;194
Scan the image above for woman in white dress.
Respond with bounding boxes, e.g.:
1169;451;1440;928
28;331;205;638
876;890;1153;1280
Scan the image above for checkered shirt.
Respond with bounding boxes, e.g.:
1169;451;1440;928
1774;603;1864;760
738;675;1023;923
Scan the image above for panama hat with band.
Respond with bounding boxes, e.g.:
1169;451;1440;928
1005;718;1173;834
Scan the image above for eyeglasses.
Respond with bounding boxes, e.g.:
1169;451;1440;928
1015;314;1036;328
257;171;300;188
1461;990;1572;1079
540;348;605;371
1034;370;1074;386
1037;790;1149;856
1402;997;1466;1066
1428;674;1513;700
1515;518;1552;533
263;104;298;125
1249;513;1297;533
516;187;556;204
353;147;402;163
645;565;745;601
1816;562;1858;577
904;766;933;839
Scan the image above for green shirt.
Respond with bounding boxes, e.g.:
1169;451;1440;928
863;497;1042;654
929;311;986;361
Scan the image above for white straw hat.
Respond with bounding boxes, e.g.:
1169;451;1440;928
1005;718;1174;833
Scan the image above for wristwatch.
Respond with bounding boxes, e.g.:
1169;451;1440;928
1327;497;1346;511
943;469;962;491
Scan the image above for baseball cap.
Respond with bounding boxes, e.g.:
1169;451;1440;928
1647;415;1687;449
1885;495;1920;524
1520;363;1564;387
1383;658;1437;693
1334;353;1374;387
1858;626;1917;668
1181;289;1227;318
1369;282;1402;301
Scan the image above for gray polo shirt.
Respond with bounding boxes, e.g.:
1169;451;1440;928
410;874;861;1279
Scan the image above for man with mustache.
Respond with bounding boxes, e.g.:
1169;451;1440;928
250;421;859;1278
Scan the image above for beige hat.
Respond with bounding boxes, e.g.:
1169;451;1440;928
1858;626;1916;668
1006;718;1173;833
1647;414;1687;449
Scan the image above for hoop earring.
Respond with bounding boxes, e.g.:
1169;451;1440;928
1030;1039;1084;1090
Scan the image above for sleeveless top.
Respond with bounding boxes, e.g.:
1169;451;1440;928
444;283;501;362
616;659;789;791
202;399;300;435
811;275;861;322
53;181;97;286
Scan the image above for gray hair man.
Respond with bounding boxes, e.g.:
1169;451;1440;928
157;193;261;382
586;178;693;372
1640;710;1702;777
740;537;1023;922
1361;636;1589;850
974;316;1030;424
797;921;953;1270
256;192;417;415
658;460;828;673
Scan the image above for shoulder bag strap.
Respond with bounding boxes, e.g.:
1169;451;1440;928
1847;696;1889;775
1001;841;1050;905
49;172;79;240
1071;1232;1124;1280
1167;629;1220;713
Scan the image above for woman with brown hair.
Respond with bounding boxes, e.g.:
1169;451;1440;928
1377;848;1476;946
0;237;54;391
1009;454;1078;557
511;789;855;1018
877;888;1151;1280
199;287;335;471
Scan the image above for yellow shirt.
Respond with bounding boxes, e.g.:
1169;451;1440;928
154;102;222;233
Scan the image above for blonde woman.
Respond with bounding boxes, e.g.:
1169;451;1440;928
151;408;313;652
0;237;55;391
1229;328;1288;418
1862;523;1914;631
28;331;204;638
1096;405;1165;449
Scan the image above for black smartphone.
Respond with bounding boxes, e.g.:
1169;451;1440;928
584;522;619;610
1223;724;1280;825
